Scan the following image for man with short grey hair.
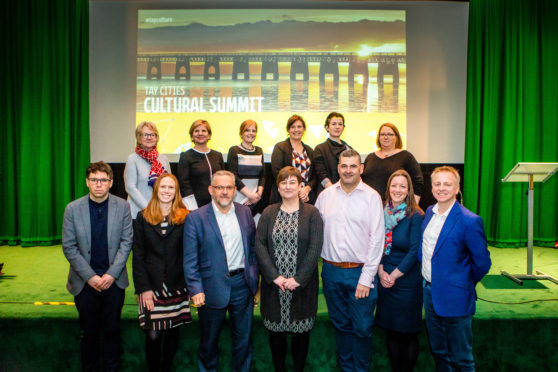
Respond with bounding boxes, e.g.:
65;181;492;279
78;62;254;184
183;170;259;372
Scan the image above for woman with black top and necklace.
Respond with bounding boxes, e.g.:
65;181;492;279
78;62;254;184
256;166;323;372
362;123;423;203
312;112;352;196
227;119;265;214
132;173;191;372
177;119;225;210
270;115;316;204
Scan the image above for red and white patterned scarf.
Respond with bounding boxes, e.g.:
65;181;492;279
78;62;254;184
135;146;168;186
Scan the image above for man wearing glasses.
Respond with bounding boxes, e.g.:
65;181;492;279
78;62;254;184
183;170;259;372
62;161;133;371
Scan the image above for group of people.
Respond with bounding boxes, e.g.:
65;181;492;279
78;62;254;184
62;113;492;372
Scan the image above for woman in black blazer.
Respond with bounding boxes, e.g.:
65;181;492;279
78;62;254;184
270;115;316;204
132;173;191;372
255;166;324;372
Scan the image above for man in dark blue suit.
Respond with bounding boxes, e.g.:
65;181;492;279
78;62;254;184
418;166;491;372
183;170;259;372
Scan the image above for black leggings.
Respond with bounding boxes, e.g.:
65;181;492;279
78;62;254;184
385;329;419;372
268;331;310;372
145;328;180;372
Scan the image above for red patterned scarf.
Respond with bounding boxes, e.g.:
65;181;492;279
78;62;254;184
135;146;168;186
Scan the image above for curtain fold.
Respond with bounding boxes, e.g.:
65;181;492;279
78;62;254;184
1;0;90;246
465;0;558;247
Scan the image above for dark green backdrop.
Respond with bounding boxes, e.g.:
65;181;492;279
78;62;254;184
1;0;90;246
465;0;558;247
1;0;556;246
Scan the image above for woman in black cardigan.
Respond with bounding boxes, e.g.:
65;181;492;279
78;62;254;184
313;112;352;196
133;174;191;372
177;119;225;210
270;115;316;204
255;166;324;372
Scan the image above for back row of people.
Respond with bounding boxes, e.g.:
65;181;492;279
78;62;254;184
124;113;424;216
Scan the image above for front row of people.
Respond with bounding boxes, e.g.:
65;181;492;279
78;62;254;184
62;153;491;372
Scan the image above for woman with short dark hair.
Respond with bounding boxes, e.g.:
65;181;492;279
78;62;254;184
256;166;324;372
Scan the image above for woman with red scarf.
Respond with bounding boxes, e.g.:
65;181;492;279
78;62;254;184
124;121;171;219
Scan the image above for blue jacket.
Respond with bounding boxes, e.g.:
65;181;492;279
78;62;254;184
183;202;259;309
418;202;491;317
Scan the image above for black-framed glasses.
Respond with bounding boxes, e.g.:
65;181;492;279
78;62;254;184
88;178;111;184
380;133;395;137
141;133;157;138
212;186;235;192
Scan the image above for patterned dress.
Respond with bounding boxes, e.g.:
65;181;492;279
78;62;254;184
263;209;315;333
137;218;192;331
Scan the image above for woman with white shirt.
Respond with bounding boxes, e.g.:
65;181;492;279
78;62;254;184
124;121;171;219
177;119;225;210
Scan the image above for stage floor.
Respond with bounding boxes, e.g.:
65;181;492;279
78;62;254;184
1;244;558;320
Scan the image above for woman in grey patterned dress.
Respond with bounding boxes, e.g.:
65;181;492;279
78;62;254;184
256;166;324;372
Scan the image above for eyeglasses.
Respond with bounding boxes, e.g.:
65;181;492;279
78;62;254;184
212;186;235;192
88;178;111;184
379;133;395;137
141;133;157;138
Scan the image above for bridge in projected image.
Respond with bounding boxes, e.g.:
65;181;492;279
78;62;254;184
137;52;406;87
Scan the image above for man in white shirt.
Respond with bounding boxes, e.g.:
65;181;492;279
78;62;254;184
419;166;491;371
183;171;259;372
315;149;385;372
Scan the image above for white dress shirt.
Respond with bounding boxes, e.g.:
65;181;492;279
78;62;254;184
315;180;385;287
212;201;245;271
421;201;455;282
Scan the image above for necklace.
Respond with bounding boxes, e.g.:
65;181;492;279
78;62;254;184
240;143;255;151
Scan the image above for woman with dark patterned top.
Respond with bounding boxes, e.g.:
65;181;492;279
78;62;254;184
312;112;352;196
270;115;316;204
177;120;225;210
375;169;424;372
256;166;324;372
362;123;423;203
227;119;265;214
132;173;191;372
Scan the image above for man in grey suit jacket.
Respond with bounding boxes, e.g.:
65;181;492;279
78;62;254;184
62;161;133;372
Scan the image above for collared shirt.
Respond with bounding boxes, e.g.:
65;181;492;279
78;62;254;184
421;201;456;282
212;201;245;271
89;197;109;275
315;180;385;287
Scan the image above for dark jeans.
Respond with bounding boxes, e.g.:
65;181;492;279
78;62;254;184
74;284;125;372
321;262;377;372
423;284;474;372
197;273;253;372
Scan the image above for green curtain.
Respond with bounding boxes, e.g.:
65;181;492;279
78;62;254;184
0;0;90;246
465;0;558;247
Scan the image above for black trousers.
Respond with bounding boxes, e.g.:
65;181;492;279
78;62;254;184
74;284;125;372
268;331;310;372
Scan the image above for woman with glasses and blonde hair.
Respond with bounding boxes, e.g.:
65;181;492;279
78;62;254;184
125;121;171;219
362;123;423;203
133;173;191;372
375;169;424;372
